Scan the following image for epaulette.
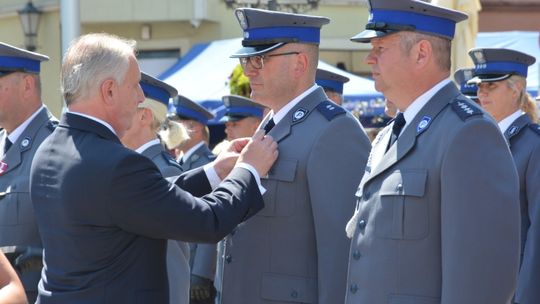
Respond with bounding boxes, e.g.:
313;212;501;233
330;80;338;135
451;99;483;121
160;151;182;170
529;123;540;137
316;101;346;121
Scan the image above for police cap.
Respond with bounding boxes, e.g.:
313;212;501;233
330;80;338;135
231;8;330;58
351;0;468;43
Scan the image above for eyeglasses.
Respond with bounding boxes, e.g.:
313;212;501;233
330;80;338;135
239;51;300;70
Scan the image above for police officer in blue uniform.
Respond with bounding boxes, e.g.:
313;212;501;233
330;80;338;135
315;68;350;105
168;95;218;304
345;1;520;303
468;48;540;304
120;72;190;304
454;67;478;103
0;42;57;302
219;8;371;304
221;94;265;141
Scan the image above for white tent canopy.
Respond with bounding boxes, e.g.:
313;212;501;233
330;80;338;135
159;38;383;124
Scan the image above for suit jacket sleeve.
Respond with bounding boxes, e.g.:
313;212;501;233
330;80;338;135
108;154;263;243
440;118;520;304
306;115;371;303
516;141;540;303
172;167;212;197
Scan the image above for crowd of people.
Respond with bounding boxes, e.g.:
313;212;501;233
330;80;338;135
0;0;538;303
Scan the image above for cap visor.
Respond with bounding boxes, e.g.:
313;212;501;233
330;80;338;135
230;43;285;58
351;30;397;43
467;74;512;85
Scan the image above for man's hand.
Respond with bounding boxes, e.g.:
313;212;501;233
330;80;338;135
238;130;278;177
212;137;250;180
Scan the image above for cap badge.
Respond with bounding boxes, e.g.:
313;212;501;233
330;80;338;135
236;10;248;30
473;51;486;64
417;116;432;133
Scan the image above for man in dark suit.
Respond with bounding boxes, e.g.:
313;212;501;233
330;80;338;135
345;1;521;303
0;42;56;303
29;33;278;304
219;8;372;304
120;72;189;304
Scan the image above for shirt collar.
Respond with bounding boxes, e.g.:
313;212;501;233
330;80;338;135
7;105;44;144
270;84;318;124
498;110;523;134
181;141;205;163
67;110;117;136
400;79;451;135
135;138;161;154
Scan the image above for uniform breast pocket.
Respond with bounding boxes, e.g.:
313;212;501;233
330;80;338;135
260;159;298;217
375;169;428;240
0;180;32;226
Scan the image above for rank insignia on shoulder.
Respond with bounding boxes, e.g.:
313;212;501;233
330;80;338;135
292;108;309;123
451;100;482;121
416;116;432;134
316;101;345;121
530;123;540;136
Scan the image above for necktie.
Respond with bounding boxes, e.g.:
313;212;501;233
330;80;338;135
386;112;406;151
3;137;12;155
263;118;275;134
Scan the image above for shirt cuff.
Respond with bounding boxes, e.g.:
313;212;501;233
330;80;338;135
204;162;266;195
203;163;221;190
235;162;267;195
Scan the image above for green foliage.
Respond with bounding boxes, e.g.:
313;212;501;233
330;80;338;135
229;64;251;97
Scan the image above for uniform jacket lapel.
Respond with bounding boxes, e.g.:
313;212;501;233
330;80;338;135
1;107;53;174
504;113;530;146
264;87;327;143
366;83;461;183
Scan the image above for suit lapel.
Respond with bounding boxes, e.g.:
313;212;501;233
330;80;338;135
366;83;460;182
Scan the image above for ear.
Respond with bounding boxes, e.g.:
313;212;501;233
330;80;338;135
100;78;116;105
293;52;309;78
415;39;432;69
20;74;36;99
140;108;153;125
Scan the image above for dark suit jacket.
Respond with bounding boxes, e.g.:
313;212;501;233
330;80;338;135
29;113;263;304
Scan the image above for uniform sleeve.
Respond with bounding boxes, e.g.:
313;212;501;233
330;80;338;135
107;155;264;243
516;141;540;303
306;115;371;304
440;118;520;304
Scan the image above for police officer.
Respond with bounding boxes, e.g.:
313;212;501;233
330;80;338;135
221;94;265;140
454;67;479;103
0;42;56;302
219;8;371;304
168;95;217;304
345;1;520;303
315;68;350;105
120;72;189;304
468;48;540;304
